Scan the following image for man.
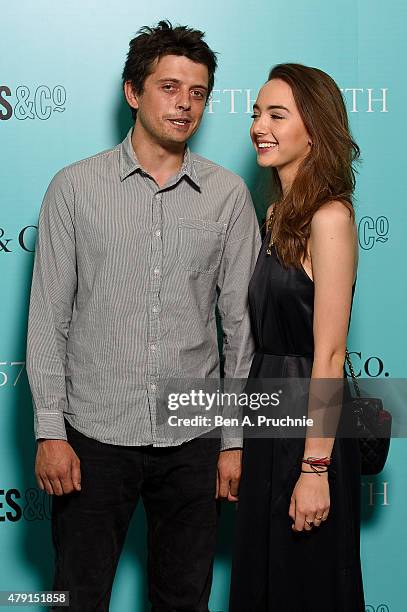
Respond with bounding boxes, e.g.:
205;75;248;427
27;20;260;612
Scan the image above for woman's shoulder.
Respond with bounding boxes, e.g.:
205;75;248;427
311;200;354;233
309;200;358;274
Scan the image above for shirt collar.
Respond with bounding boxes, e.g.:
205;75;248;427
119;127;201;190
119;128;143;180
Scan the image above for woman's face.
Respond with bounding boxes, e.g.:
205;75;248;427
250;78;312;176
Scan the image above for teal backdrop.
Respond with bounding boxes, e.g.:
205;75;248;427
1;1;406;610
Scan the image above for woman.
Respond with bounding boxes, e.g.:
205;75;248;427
229;64;364;611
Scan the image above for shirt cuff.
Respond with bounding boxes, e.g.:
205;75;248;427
220;428;243;451
34;411;67;441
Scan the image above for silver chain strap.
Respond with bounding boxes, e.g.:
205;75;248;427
345;349;361;398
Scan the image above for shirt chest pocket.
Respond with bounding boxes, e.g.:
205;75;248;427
177;218;227;273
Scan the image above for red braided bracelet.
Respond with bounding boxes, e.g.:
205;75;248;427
302;456;331;466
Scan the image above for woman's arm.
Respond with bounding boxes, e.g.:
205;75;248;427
306;199;357;450
289;200;358;532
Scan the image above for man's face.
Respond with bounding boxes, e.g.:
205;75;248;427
126;54;209;148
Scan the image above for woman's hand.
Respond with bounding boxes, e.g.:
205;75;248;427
289;471;330;532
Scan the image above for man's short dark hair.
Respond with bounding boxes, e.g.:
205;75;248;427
122;20;218;120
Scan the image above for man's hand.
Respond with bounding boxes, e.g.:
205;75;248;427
216;449;242;502
35;440;81;496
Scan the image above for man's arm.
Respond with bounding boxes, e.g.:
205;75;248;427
215;181;261;499
27;169;81;495
27;168;77;440
217;181;261;445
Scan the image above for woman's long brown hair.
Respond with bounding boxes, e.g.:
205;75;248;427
266;63;360;267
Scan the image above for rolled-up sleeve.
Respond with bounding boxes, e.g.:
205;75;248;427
217;181;261;450
26;169;77;440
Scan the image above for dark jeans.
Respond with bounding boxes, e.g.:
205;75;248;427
51;420;220;611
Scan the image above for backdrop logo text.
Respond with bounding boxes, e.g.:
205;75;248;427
0;85;66;120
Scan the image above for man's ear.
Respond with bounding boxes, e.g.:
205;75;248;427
124;80;139;111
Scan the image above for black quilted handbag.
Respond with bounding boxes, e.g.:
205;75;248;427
345;350;392;475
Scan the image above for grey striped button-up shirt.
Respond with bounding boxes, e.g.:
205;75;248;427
26;128;261;449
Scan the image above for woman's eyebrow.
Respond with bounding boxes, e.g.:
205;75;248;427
253;103;291;112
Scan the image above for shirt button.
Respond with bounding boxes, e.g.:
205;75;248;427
155;230;161;237
150;383;157;391
155;194;161;200
150;344;156;351
152;306;159;313
154;268;160;275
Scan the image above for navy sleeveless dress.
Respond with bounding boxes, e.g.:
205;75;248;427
229;237;365;612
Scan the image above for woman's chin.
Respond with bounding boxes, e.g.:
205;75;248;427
257;154;278;168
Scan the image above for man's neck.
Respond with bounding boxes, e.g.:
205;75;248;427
131;124;186;188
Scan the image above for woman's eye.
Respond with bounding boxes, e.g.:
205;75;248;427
250;114;259;119
270;114;283;120
163;84;174;91
192;90;204;98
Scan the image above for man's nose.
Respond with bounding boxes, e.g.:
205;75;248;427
176;90;191;111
